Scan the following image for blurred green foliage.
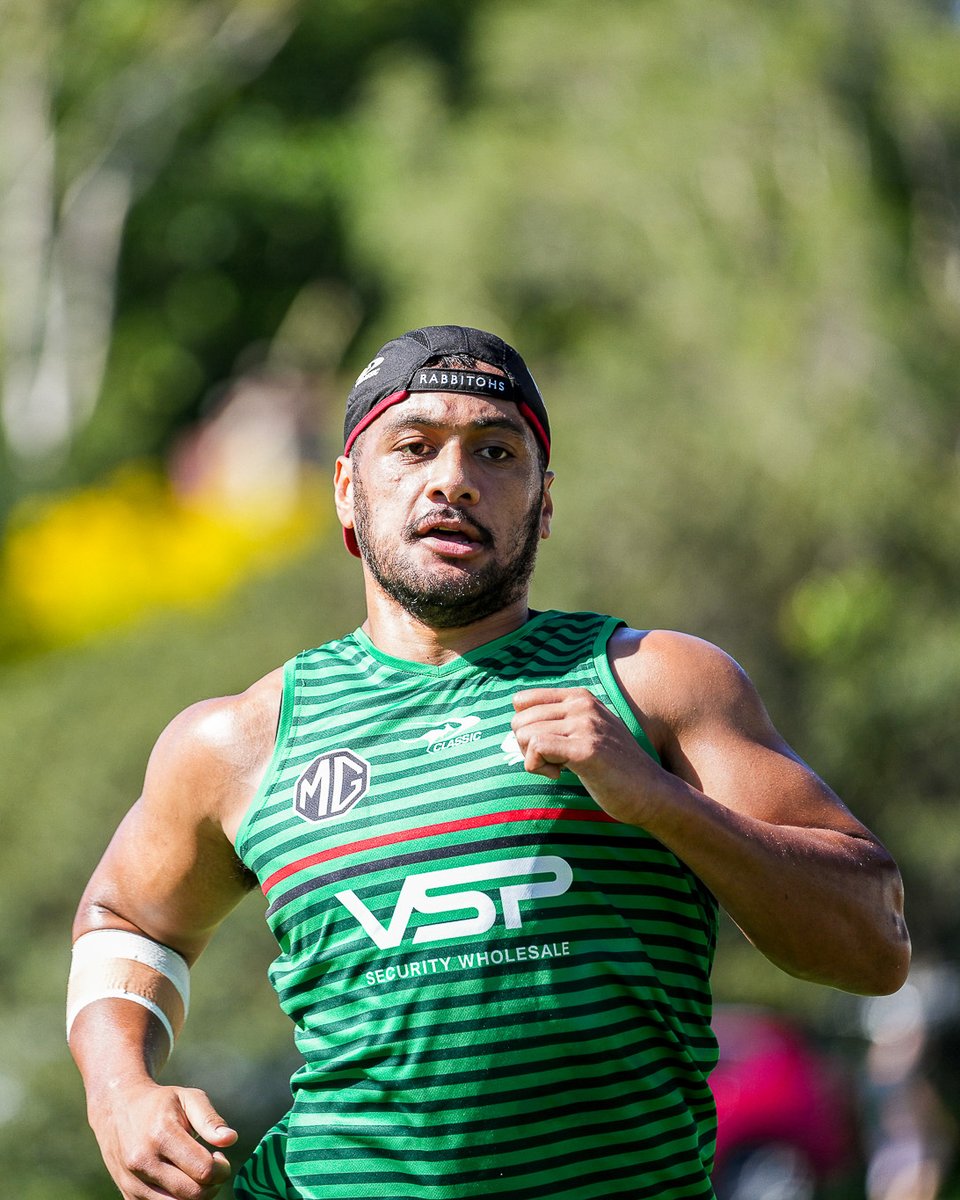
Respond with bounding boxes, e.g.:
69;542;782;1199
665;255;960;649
1;0;959;1195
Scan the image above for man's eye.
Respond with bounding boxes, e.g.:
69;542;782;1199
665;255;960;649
478;445;512;461
399;441;432;457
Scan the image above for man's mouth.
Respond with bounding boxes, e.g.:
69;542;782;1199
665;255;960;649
411;513;489;557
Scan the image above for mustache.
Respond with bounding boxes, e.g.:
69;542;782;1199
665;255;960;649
403;506;493;544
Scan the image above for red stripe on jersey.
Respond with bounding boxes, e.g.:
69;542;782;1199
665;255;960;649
261;807;616;896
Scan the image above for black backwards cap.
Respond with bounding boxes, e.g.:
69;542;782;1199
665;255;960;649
341;325;551;556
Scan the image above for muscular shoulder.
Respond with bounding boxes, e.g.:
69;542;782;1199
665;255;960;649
607;627;779;763
143;667;284;836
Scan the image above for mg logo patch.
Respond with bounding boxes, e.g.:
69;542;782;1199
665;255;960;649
294;749;371;822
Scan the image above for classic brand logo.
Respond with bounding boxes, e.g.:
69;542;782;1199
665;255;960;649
335;855;573;949
404;714;482;755
294;750;371;822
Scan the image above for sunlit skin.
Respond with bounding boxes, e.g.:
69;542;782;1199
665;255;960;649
67;384;910;1200
334;391;554;660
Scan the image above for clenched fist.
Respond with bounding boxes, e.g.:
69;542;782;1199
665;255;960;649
511;687;671;827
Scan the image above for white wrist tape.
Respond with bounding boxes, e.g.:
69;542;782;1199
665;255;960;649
67;929;191;1049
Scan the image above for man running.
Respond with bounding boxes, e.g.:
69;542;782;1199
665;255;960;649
68;324;910;1199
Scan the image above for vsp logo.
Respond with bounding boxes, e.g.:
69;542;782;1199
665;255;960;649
335;855;572;949
294;749;371;822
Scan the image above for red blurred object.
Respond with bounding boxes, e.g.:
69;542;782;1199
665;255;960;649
711;1007;858;1199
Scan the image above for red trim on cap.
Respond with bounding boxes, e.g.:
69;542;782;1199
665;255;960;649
343;389;409;457
518;401;551;463
343;526;361;557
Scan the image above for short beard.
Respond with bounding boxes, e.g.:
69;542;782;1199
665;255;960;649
352;477;544;630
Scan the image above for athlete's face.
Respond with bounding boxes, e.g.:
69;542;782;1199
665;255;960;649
335;392;553;628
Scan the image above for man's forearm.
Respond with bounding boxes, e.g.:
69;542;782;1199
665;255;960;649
636;773;910;995
69;979;237;1199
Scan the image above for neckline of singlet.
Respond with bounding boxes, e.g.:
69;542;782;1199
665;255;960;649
349;609;561;678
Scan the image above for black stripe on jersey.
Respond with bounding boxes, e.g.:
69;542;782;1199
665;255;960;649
264;829;707;919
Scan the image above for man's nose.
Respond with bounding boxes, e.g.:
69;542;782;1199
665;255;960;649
425;443;479;506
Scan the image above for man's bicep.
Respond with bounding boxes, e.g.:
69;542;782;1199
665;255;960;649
677;694;872;840
640;632;871;835
75;806;248;963
677;721;866;834
74;708;255;962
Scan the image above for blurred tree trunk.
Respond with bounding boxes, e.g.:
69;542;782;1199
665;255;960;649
0;0;299;473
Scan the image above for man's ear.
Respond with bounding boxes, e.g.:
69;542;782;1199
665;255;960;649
334;455;355;535
540;471;555;540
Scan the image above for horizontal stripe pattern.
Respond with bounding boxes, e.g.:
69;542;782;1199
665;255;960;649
260;806;618;896
233;610;718;1199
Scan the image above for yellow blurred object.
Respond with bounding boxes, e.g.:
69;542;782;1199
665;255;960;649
2;464;323;647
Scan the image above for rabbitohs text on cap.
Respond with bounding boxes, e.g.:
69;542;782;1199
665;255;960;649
343;325;550;463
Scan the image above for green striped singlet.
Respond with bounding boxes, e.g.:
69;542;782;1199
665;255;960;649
233;610;719;1200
